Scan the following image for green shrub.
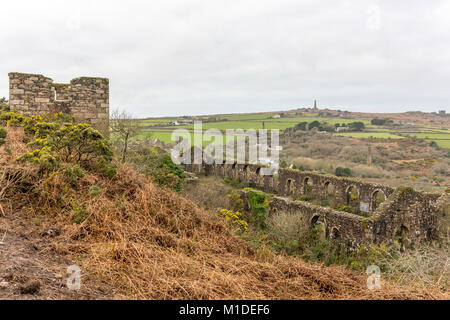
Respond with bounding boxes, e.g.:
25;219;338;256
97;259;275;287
223;177;246;189
248;191;269;229
337;204;353;213
96;157;117;178
16;146;59;171
0;102;9;112
89;185;102;198
348;121;365;131
227;191;244;212
10;111;114;176
297;194;311;202
71;205;89;224
335;167;352;177
63;164;85;185
0;126;7;146
131;146;186;193
0;110;26;126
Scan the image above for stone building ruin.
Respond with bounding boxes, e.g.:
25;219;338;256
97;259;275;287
184;161;448;248
8;72;109;136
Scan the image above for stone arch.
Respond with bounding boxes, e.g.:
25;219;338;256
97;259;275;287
255;167;262;186
310;215;321;226
303;177;313;195
310;215;326;239
426;228;436;241
346;185;360;207
324;181;335;198
286;179;294;195
371;189;386;212
330;227;340;239
231;162;238;179
394;225;409;251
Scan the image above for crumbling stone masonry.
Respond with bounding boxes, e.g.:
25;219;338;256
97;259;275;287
8;72;109;136
184;162;448;247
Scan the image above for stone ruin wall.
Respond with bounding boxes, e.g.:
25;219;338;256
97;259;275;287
184;162;447;247
8;72;109;136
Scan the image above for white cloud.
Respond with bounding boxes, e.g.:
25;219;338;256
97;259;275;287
0;0;449;117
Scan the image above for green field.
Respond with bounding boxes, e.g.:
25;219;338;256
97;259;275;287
334;132;404;139
434;140;450;149
136;129;240;146
135;111;450;149
399;133;450;140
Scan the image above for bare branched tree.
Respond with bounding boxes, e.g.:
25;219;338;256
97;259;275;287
110;108;142;163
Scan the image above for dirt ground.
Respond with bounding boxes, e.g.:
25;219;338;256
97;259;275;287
0;211;111;299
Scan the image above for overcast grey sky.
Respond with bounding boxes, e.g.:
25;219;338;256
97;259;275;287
1;0;449;117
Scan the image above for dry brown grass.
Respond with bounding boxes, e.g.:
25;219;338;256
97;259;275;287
1;126;448;300
377;244;449;291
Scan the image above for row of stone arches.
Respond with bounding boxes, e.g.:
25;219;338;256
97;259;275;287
286;177;313;195
287;179;387;213
218;164;388;214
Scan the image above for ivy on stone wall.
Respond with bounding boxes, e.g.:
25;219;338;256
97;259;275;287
248;190;269;229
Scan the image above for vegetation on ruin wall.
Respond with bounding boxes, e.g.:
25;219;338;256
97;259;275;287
247;189;270;229
237;189;397;272
183;174;449;291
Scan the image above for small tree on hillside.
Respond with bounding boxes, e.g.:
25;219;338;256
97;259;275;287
110;108;142;163
349;121;365;131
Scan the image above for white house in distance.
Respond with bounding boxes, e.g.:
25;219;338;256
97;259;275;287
272;114;281;119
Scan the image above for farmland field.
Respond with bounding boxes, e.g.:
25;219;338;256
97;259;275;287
135;111;450;149
334;132;404;139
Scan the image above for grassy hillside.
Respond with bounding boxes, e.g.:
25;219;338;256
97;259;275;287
0;114;447;299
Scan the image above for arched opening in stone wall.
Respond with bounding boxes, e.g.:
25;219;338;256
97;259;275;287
330;227;341;239
394;225;409;251
426;228;436;241
371;190;386;212
303;177;313;195
232;163;238;179
311;215;320;226
324;181;335;198
346;185;360;208
286;179;294;195
311;215;326;239
255;167;261;186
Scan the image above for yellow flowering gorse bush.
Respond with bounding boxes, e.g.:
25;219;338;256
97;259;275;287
219;209;248;232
